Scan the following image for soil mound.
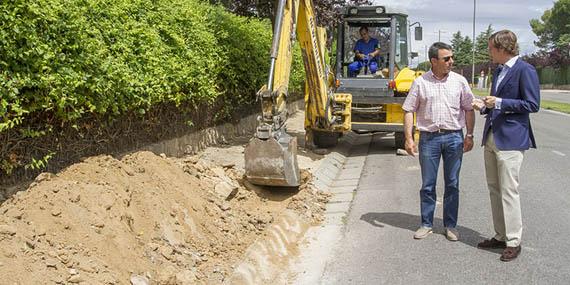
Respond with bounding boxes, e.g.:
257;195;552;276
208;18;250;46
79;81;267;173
0;150;328;284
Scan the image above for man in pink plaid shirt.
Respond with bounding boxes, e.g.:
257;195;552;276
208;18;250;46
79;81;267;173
402;42;475;241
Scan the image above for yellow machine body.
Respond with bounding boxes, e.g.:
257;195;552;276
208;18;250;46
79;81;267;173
245;0;351;187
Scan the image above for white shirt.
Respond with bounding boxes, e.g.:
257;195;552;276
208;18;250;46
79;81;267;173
402;70;474;132
494;55;519;109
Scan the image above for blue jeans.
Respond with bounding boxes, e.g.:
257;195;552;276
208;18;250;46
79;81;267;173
348;60;378;77
418;131;464;228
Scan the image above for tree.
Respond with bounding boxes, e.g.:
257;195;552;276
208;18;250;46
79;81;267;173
450;31;473;67
474;24;493;64
523;49;570;68
207;0;369;27
206;0;275;20
530;0;570;58
416;61;430;71
449;25;492;67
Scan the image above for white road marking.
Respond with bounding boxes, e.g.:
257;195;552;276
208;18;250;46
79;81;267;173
552;150;566;157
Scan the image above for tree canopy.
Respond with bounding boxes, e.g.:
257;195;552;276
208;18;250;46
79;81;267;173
529;0;570;66
530;0;570;52
447;25;493;69
416;61;430;71
474;24;493;64
450;31;473;67
207;0;369;27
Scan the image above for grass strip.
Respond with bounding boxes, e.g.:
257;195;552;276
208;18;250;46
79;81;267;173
471;89;570;114
541;100;570;114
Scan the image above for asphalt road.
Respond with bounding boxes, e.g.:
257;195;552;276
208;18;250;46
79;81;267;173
541;89;570;104
320;109;570;284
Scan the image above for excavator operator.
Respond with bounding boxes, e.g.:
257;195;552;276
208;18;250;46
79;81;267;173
348;26;381;77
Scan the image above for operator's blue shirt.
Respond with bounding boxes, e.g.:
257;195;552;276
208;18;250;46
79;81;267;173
353;38;379;60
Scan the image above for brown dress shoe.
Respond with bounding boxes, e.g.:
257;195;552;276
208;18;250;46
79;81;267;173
477;238;507;249
500;246;522;262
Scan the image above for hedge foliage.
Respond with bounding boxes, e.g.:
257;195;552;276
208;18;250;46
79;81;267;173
0;0;305;173
537;65;570;86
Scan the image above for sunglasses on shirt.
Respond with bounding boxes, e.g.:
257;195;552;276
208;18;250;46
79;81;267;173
439;55;454;62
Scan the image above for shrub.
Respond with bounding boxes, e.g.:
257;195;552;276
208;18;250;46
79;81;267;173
0;0;305;175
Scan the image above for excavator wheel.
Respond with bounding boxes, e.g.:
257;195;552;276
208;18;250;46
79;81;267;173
394;132;405;149
313;130;340;148
395;127;415;149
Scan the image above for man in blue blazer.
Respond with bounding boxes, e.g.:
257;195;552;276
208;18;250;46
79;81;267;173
472;30;540;262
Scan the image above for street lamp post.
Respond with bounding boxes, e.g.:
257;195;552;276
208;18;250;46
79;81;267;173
472;0;476;87
435;30;447;42
425;45;428;69
409;21;421;67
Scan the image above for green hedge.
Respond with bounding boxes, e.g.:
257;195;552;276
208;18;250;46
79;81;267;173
536;66;570;86
0;0;305;174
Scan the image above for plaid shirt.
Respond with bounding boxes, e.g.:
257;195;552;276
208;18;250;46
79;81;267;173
402;70;474;132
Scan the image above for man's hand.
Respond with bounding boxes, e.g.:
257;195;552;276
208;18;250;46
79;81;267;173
405;137;418;157
472;98;485;111
483;96;497;108
463;136;474;153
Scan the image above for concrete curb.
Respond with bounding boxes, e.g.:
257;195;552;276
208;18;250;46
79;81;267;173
288;133;372;284
226;210;310;285
317;133;370;224
225;131;371;285
313;138;352;191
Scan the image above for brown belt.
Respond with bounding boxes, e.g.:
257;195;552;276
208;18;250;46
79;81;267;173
421;129;461;134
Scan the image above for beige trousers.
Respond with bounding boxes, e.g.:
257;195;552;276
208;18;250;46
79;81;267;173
484;133;524;247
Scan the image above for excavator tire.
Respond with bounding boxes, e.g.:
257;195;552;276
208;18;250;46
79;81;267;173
394;132;405;149
313;130;340;148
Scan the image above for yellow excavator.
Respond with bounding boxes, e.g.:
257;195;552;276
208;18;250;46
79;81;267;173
245;2;422;187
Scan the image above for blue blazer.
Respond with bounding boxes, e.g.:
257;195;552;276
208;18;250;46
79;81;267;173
482;58;540;150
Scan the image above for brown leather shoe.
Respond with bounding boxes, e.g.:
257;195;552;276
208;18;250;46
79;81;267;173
500;246;522;262
477;238;507;249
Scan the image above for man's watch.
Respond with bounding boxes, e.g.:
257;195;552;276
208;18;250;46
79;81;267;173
466;134;474;138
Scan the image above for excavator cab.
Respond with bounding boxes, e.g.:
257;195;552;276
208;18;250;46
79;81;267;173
335;6;422;149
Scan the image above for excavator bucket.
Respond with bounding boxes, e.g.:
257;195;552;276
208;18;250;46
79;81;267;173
244;133;300;187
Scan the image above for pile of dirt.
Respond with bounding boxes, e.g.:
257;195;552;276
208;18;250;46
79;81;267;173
0;150;328;284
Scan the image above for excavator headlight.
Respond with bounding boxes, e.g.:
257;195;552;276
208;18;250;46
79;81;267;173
349;8;358;15
375;7;385;14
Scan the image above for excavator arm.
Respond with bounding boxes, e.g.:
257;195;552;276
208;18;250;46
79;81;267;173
244;0;351;187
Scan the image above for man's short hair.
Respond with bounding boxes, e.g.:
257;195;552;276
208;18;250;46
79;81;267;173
359;26;369;33
428;42;452;60
489;30;519;55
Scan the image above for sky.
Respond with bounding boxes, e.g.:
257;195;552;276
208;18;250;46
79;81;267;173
376;0;556;65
